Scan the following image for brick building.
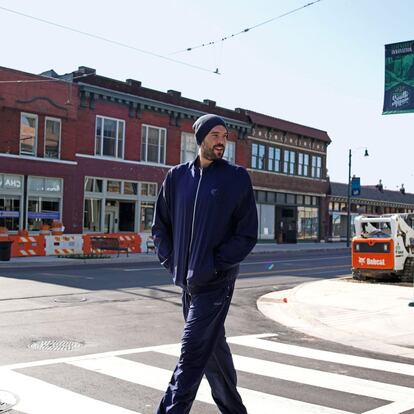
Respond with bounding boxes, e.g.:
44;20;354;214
327;182;414;241
0;65;332;243
238;110;331;243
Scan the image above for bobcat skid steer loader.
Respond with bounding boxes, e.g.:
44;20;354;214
352;214;414;282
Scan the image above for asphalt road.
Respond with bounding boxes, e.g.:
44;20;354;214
1;250;414;414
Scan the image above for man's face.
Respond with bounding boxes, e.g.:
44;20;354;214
200;125;228;161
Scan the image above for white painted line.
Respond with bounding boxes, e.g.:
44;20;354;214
240;255;349;266
123;267;163;272
0;368;138;414
122;255;349;272
1;342;172;371
362;400;414;414
70;356;352;414
158;344;414;402
228;334;414;377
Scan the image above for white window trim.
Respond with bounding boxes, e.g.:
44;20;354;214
252;142;265;170
20;112;38;157
298;152;310;176
223;141;236;163
267;146;281;172
95;115;125;159
141;124;167;165
181;132;197;163
283;150;296;175
44;116;61;160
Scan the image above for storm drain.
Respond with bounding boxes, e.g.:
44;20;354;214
29;339;84;351
0;390;19;412
54;296;87;303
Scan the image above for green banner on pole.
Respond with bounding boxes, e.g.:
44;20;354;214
383;40;414;115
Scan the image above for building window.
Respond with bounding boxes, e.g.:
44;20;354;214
311;156;322;178
251;143;265;170
20;113;38;156
223;141;236;163
44;117;61;159
283;150;296;175
257;204;275;240
297;207;319;240
0;196;20;231
95;116;125;159
123;182;138;195
267;146;281;172
84;178;103;193
140;202;155;231
298;153;309;176
27;177;62;231
181;132;197;163
28;198;60;231
107;180;121;193
83;199;102;232
141;183;157;197
141;125;166;164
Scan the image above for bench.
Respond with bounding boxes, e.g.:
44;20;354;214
146;236;156;254
90;237;129;257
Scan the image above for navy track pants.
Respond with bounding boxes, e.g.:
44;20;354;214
156;280;247;414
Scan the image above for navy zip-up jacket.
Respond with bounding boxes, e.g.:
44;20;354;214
152;157;258;294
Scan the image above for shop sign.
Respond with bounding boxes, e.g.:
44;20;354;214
28;212;60;219
0;211;20;218
2;175;22;190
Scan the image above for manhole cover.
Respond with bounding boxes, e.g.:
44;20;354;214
54;296;87;303
0;390;19;412
29;339;84;351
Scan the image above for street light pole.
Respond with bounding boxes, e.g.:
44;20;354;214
346;149;352;248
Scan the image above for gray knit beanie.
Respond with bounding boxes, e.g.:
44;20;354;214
192;114;227;145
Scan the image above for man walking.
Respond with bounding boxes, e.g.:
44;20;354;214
152;113;258;414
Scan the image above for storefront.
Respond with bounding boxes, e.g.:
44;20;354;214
83;176;157;233
27;176;63;231
0;174;24;231
255;189;321;243
0;174;63;232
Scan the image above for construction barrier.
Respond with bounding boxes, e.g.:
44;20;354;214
83;233;142;255
9;235;46;257
7;232;142;257
44;235;83;256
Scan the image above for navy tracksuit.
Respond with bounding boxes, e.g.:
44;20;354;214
152;157;258;413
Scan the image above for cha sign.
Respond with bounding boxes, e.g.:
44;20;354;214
383;40;414;114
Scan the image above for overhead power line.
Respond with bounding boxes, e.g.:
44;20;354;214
0;5;218;75
171;0;323;55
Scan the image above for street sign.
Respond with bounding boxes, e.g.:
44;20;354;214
351;177;361;196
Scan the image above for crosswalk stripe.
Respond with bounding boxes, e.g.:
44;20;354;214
362;400;414;414
228;334;414;376
70;356;352;414
0;368;138;414
157;344;414;402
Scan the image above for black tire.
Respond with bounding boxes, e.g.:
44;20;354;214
352;271;366;281
401;257;414;283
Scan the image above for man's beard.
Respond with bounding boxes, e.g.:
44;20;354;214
201;143;225;161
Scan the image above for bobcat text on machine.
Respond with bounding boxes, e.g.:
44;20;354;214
352;213;414;282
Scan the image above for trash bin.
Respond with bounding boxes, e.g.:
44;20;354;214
0;240;13;261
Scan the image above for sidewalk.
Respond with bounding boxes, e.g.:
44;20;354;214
0;242;349;267
258;278;414;360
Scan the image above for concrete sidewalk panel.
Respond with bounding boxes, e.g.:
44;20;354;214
258;278;414;359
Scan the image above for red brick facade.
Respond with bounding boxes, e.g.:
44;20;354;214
0;65;331;241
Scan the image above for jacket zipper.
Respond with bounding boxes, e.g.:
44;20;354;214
189;168;203;255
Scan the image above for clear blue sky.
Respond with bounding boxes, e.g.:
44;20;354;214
1;0;413;191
